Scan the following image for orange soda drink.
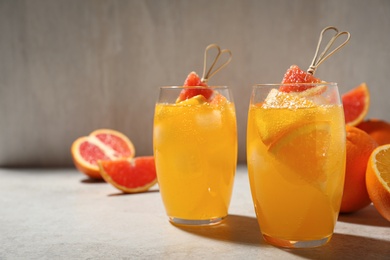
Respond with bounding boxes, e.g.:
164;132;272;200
153;86;237;225
247;83;346;248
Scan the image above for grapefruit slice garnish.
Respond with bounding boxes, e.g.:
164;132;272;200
98;156;157;193
71;129;135;179
177;71;213;102
342;82;370;126
268;121;331;183
279;65;322;93
184;71;207;87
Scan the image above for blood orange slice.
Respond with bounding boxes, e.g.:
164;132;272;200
279;65;321;93
177;71;213;102
98;156;157;193
71;129;135;179
342;83;370;126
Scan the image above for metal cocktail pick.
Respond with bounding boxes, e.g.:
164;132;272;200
201;44;232;83
307;26;351;75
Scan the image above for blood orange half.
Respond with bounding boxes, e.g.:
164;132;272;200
342;83;370;126
98;156;157;193
71;129;135;179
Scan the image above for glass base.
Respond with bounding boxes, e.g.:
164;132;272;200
169;216;225;226
263;234;332;248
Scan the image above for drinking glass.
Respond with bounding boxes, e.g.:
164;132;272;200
247;83;346;248
153;86;237;226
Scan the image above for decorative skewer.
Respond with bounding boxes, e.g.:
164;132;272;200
201;44;232;83
307;26;351;75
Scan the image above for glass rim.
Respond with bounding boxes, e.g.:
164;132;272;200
252;82;337;88
159;86;230;90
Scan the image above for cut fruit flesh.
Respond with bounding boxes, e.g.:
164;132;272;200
370;146;390;191
268;121;331;183
176;94;207;105
178;71;213;101
280;65;321;92
366;144;390;221
99;156;157;193
257;89;318;146
342;83;370;126
71;129;135;179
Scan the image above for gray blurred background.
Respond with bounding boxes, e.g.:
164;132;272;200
1;0;389;167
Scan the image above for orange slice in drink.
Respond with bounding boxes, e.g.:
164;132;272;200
257;89;317;147
176;94;206;106
366;144;390;221
268;121;331;183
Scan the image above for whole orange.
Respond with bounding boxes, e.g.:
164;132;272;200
340;125;378;213
356;119;390;146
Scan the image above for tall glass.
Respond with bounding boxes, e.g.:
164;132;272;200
153;86;237;226
247;83;346;248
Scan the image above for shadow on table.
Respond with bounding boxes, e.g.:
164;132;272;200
338;204;390;227
175;213;390;258
81;178;106;184
174;214;265;246
107;189;160;197
288;233;390;259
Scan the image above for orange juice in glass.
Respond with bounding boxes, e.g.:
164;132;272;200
154;86;237;225
247;83;346;248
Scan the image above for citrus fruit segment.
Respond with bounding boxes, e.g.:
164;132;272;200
184;71;207;87
71;129;135;179
90;129;135;158
268;121;331;183
209;93;228;106
296;84;328;98
99;156;157;193
342;82;370;126
256;89;317;146
177;71;213;102
340;125;377;213
279;65;321;92
357;119;390;146
177;95;207;106
366;144;390;221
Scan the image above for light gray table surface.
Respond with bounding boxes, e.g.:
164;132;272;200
1;165;389;259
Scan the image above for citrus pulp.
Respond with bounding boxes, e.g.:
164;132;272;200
366;144;390;221
99;156;157;193
342;83;370;126
71;129;135;179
